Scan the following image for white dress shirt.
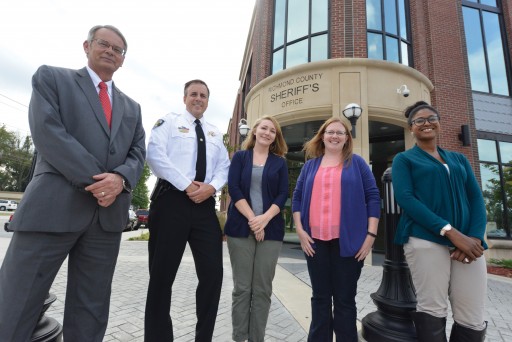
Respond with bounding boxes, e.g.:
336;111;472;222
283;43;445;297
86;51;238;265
86;66;112;101
147;110;230;192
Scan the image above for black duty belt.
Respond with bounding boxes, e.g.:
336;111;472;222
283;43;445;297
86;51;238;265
150;178;183;201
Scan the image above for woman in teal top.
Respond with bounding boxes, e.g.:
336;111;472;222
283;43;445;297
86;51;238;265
392;101;487;342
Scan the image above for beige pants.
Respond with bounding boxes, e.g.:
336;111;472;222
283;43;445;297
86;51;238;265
404;237;487;330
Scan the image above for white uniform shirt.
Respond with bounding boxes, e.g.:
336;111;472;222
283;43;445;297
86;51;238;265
147;110;230;192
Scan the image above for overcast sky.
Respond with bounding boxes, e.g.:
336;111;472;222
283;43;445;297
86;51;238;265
0;0;255;140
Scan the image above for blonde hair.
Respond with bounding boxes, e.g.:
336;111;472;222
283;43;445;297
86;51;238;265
303;117;353;163
241;116;288;157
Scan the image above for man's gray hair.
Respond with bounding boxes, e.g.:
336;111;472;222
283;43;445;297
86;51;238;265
87;25;128;54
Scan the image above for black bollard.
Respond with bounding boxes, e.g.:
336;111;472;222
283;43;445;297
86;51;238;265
31;293;63;342
361;167;417;341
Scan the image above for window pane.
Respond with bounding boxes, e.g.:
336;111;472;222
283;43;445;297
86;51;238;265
384;0;398;35
478;139;498;162
368;33;383;59
273;50;284;74
311;34;328;62
481;0;497;7
312;0;328;33
463;7;489;92
481;163;506;237
367;0;382;30
274;0;286;49
401;41;409;66
398;0;407;39
482;11;509;96
500;142;512;164
386;36;399;62
288;0;309;42
286;39;309;69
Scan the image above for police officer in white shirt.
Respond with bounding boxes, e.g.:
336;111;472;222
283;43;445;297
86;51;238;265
144;79;230;342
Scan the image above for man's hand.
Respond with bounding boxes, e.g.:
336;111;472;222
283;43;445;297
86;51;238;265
85;173;124;207
187;181;215;204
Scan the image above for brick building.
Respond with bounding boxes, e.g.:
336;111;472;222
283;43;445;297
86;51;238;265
226;0;512;257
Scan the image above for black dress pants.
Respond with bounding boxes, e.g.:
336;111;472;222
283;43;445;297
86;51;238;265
145;190;223;342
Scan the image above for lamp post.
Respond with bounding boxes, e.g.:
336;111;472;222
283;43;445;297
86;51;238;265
238;118;250;144
342;103;362;138
361;168;417;341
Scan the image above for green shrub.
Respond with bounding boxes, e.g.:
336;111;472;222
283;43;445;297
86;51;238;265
128;231;149;241
489;258;512;269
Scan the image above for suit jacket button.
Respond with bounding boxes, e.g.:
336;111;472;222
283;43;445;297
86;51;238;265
110;149;115;154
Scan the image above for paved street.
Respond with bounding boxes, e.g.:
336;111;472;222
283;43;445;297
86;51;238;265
0;223;511;341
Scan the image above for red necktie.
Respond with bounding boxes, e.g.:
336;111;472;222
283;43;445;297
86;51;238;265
98;82;112;128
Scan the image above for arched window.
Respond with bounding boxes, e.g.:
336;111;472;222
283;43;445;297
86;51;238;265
272;0;329;74
366;0;411;65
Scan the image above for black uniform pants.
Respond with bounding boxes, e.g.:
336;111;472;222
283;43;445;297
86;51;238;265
144;190;223;342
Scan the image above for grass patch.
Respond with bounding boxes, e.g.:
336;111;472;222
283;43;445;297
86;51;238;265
489;258;512;269
129;231;149;241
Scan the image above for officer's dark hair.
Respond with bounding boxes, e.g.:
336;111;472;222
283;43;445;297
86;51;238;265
184;79;210;97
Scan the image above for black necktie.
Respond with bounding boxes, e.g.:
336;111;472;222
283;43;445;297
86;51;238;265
194;119;206;182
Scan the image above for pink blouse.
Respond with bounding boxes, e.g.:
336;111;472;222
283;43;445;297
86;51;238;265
309;164;342;241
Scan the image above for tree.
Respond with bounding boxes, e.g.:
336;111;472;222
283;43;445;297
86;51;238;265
481;162;512;236
0;125;34;192
132;162;151;209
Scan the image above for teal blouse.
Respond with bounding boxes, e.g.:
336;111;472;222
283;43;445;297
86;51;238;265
392;145;488;249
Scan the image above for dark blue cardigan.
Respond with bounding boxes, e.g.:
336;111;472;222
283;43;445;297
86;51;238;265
224;149;289;241
292;155;381;257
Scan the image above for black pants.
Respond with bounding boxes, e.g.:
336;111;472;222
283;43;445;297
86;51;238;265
144;190;223;342
305;239;363;342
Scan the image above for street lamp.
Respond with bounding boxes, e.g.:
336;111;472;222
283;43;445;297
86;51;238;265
342;103;363;138
238;118;250;142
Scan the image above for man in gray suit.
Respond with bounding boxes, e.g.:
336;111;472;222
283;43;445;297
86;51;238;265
0;25;146;341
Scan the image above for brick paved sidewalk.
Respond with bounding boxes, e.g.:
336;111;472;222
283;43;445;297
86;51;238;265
1;231;511;341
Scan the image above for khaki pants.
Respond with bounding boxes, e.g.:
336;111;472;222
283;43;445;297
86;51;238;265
404;237;487;330
227;235;282;342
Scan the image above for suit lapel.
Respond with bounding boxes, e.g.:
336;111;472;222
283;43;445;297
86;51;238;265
75;68;111;137
110;84;125;139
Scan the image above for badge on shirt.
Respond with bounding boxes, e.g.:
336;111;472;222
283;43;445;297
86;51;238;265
207;131;216;137
153;119;165;128
178;126;190;133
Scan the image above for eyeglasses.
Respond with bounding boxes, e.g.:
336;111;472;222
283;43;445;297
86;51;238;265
92;38;126;56
411;115;439;126
324;130;347;136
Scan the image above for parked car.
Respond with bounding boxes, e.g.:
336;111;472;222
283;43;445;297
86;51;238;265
0;199;17;211
4;214;13;232
134;209;149;230
124;208;137;232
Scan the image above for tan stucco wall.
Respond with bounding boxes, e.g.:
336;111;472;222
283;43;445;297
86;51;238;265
245;58;434;159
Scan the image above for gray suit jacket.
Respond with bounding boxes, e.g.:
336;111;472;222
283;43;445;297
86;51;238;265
11;65;146;233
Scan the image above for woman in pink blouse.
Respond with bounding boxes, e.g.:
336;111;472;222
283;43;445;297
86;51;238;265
292;117;380;342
